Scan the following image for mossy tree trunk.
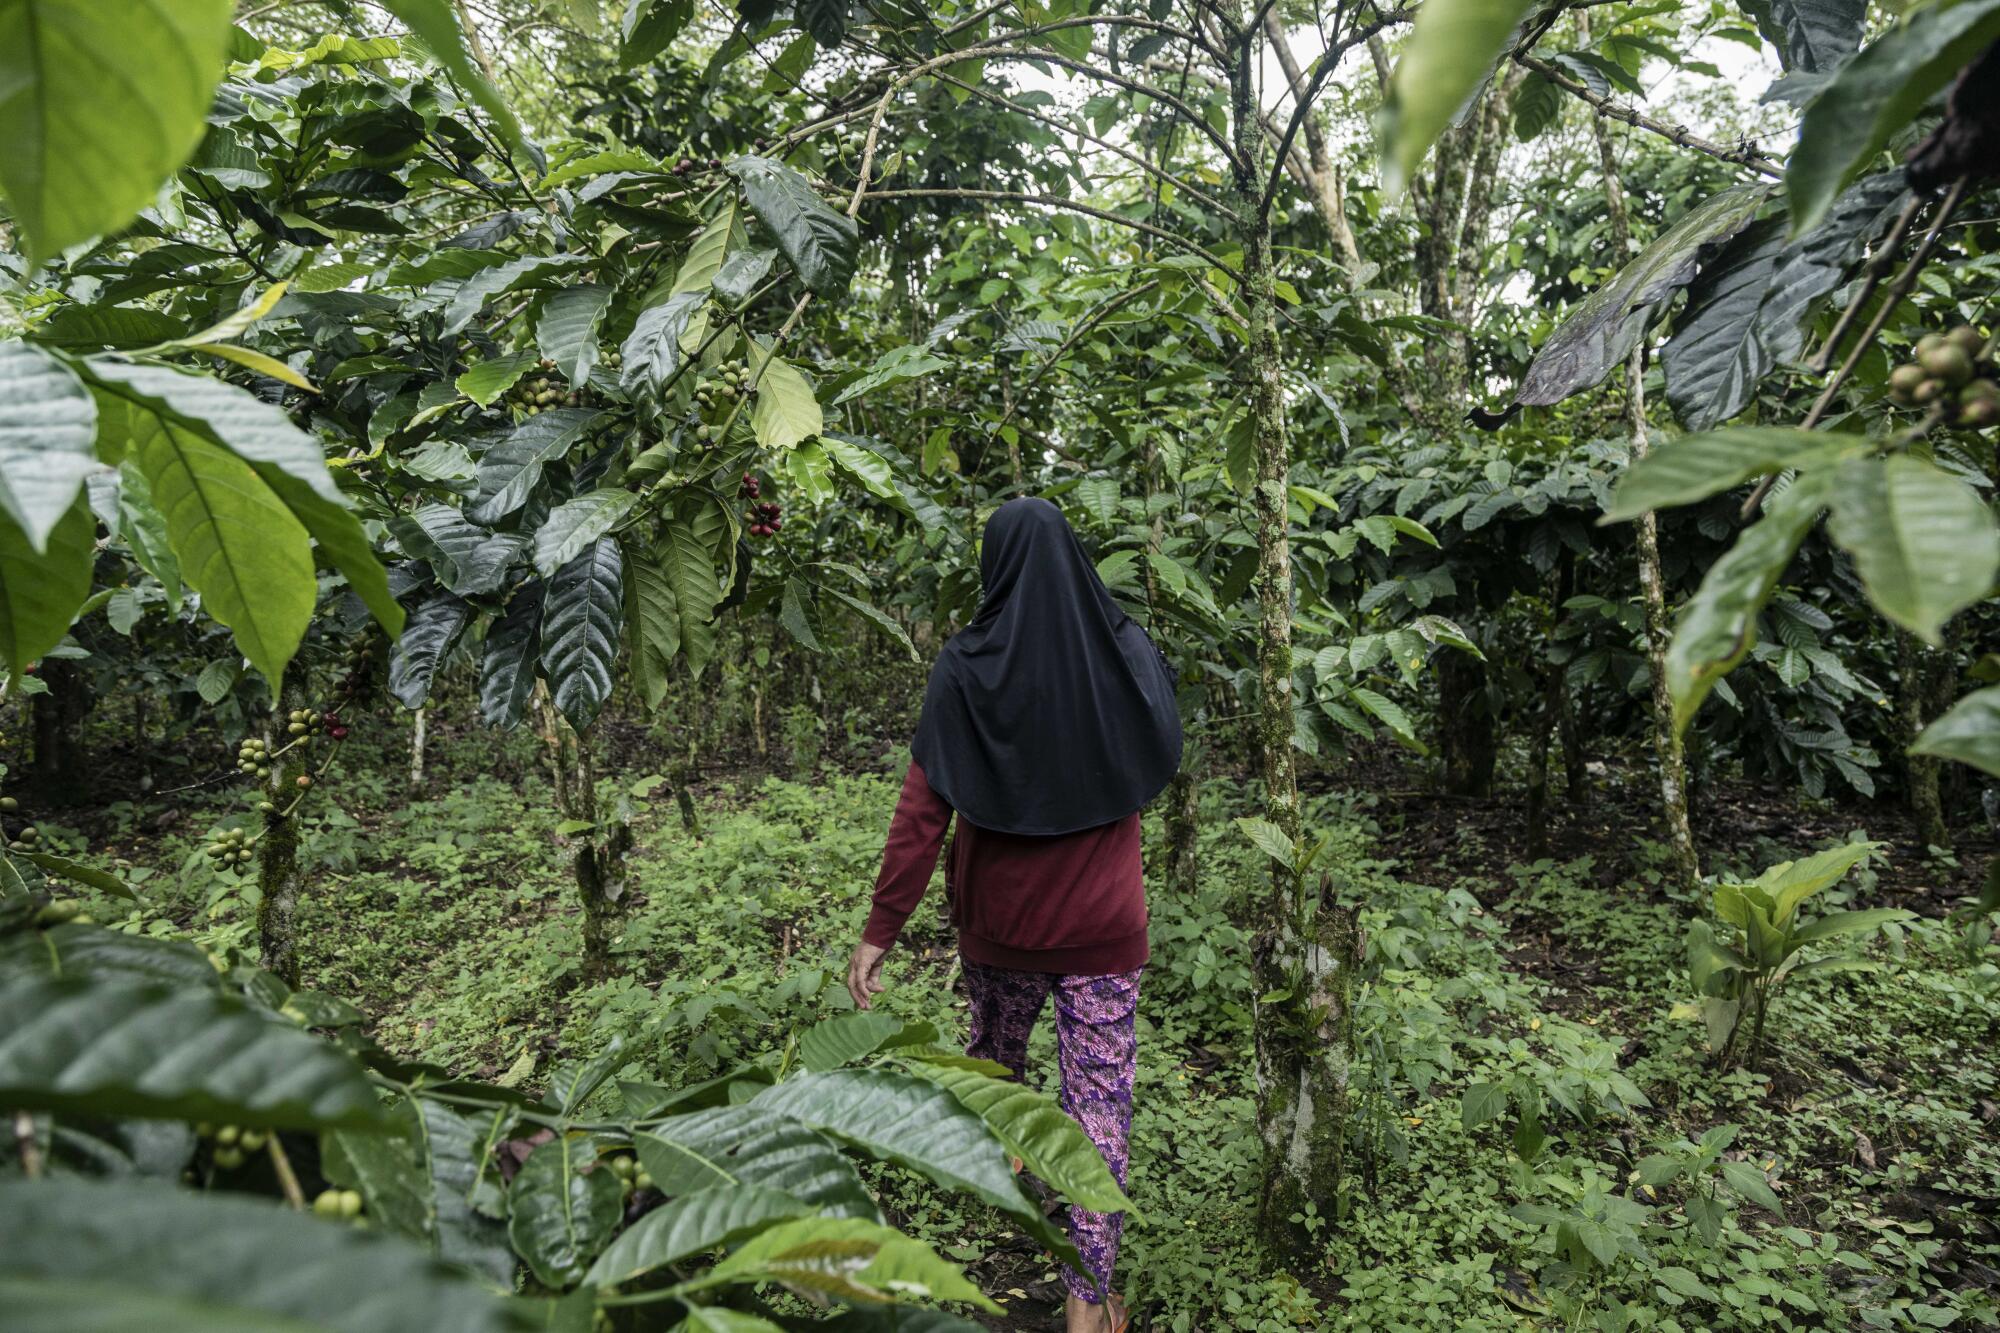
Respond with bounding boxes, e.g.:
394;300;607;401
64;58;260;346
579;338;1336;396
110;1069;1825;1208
1228;17;1359;1264
532;684;630;982
258;700;306;987
1436;652;1497;797
1897;629;1950;852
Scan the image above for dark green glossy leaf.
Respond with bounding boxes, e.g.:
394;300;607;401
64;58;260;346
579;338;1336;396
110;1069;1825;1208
0;497;93;678
468;409;602;525
1517;186;1768;407
540;537;622;730
479;583;543;729
1736;0;1865;71
0;1179;524;1333
619;290;707;400
1605;427;1864;520
507;1136;622;1290
389;592;472;710
536;284;612;387
585;1184;808;1285
0;976;387;1129
725;156;859;296
634;1103;880;1220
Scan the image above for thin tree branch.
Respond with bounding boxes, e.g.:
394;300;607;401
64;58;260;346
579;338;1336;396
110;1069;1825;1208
1514;52;1782;179
858;189;1235;269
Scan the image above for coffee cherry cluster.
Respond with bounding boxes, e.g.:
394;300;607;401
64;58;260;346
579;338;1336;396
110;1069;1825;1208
605;1153;652;1195
5;821;35;853
508;359;593;416
285;708;348;742
687;358;756;443
604;348;624;374
237;737;272;777
738;473;783;536
1888;326;1997;427
671;155;724;176
206;826;254;869
198;1121;269;1170
313;1188;366;1220
336;636;379;706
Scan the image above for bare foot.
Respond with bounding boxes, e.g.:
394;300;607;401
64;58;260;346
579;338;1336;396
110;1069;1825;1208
1064;1293;1126;1333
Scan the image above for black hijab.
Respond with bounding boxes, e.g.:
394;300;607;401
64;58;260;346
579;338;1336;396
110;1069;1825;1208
911;497;1183;836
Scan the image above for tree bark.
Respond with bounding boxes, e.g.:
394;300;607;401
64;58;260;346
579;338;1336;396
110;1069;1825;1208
1163;765;1200;900
1230;14;1357;1264
1897;629;1950;851
532;684;630;982
1593;106;1699;891
1436;651;1497;797
258;701;306;986
408;706;428;791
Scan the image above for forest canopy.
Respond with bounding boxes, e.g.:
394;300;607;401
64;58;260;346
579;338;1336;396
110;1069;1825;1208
0;0;1997;1328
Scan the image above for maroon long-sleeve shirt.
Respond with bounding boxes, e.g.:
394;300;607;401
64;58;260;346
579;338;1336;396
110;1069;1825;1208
863;760;1148;975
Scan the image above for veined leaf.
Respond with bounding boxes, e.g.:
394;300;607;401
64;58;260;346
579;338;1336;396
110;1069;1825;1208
714;247;780;305
456;350;539;407
586;1184;808;1285
780;577;822;650
799;1012;904;1073
620;291;707;400
0;976;386;1129
0;1179;523;1333
388;592;472;709
1827;454;1998;644
1736;0;1865;71
468;408;602;524
1516;186;1769;407
411;1098;516;1285
1604;427;1864;520
624;536;680;710
660;500;729;677
1666;471;1832;730
0;0;233;262
898;1060;1136;1214
0;497;93;677
634;1103;880;1220
1234;816;1296;868
725;156;860;296
0;341;97;551
1377;0;1540;195
708;1215;995;1310
833;345;951;406
508;1135;622;1290
536;284;612;387
533;490;639;578
1911;685;2000;777
1786;0;2000;234
479;582;543;729
751;1069;1075;1263
751;347;823;450
120;401;314;686
673;200;738;297
540;537;623;730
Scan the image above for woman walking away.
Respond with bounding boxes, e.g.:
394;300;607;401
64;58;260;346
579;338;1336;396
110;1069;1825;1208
847;497;1183;1333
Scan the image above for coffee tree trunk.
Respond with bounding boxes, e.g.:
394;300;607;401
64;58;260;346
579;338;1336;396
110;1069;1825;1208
258;705;307;987
1897;630;1950;851
532;685;630;982
1436;652;1497;797
1230;26;1357;1264
1593;110;1699;891
1163;765;1200;901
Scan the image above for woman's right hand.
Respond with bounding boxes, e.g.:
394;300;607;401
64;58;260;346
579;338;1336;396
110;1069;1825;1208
846;941;889;1010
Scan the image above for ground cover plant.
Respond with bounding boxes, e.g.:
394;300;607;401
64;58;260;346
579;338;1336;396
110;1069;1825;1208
2;0;1999;1328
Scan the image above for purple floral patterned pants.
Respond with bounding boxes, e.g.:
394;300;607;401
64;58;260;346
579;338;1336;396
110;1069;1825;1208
962;959;1142;1304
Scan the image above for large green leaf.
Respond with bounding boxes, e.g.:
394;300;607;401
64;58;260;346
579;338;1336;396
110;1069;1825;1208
624;536;680;710
660;500;728;677
380;0;524;153
1665;471;1832;730
115;459;181;606
121;401;314;685
456;351;538;407
388;591;472;709
672;201;738;297
533;490;638;578
0;976;387;1129
1604;427;1864;521
1788;906;1914;945
634;1103;881;1221
536;284;612;387
1376;0;1539;195
1516;186;1769;407
393;504;524;598
750;1070;1074;1263
751;345;823;450
82;361;342;505
478;583;543;729
1758;839;1882;924
1660;218;1791;433
799;1012;905;1073
619;291;707;401
441;255;592;335
0;922;214;988
468;409;602;525
1911;685;2000;777
413;1099;516;1285
323;1123;432;1244
725;156;859;296
1787;0;2000;234
1736;0;1866;71
707;1215;994;1311
540;537;623;730
254;466;405;639
507;1136;622;1290
0;341;97;550
1826;454;1998;643
585;1184;808;1285
0;1179;524;1333
0;0;233;262
0;496;93;677
897;1061;1135;1214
